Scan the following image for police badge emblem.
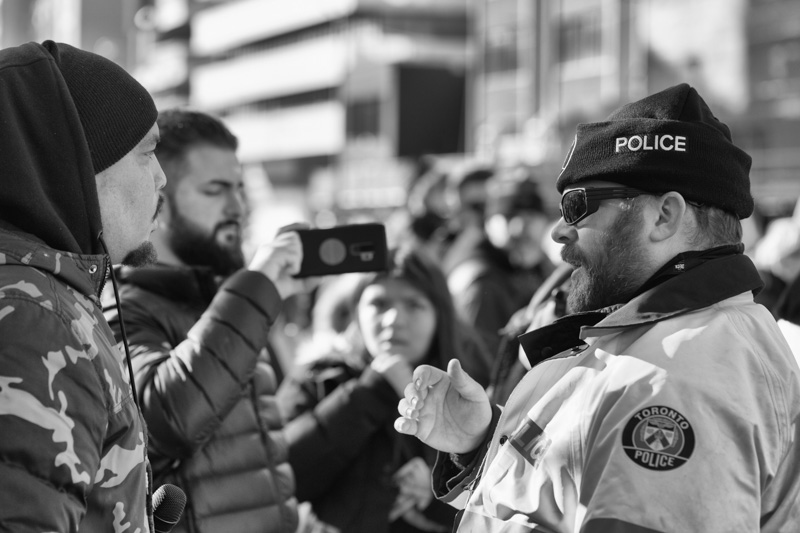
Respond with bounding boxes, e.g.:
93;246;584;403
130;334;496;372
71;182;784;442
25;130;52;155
621;405;695;471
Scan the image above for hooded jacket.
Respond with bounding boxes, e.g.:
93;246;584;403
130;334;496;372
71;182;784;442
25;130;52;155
0;42;151;531
104;264;299;533
435;251;800;532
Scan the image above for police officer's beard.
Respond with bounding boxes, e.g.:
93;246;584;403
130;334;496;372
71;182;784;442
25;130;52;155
165;209;245;277
563;207;649;313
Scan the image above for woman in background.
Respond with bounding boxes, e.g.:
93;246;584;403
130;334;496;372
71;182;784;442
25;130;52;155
277;246;490;533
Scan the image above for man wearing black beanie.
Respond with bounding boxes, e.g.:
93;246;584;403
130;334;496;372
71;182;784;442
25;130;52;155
395;84;800;532
0;39;167;532
0;39;187;533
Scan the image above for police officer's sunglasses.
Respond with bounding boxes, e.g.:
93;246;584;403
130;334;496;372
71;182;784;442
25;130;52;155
559;187;648;226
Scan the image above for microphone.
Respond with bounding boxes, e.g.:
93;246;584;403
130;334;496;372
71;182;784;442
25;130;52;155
153;483;186;533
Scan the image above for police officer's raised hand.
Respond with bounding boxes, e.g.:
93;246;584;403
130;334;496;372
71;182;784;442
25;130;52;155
394;358;492;454
247;229;304;299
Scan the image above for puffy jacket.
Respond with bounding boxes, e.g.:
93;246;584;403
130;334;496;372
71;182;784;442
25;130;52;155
0;229;151;531
436;252;800;532
104;264;298;533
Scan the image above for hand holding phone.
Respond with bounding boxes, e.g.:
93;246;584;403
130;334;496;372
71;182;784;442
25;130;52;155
247;229;306;298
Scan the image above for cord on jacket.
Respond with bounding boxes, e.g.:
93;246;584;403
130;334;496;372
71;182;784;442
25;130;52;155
98;232;141;411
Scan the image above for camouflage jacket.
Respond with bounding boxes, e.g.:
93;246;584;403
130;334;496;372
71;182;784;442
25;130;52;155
0;229;151;532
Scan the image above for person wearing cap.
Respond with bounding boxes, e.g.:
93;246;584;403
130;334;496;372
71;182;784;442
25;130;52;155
447;166;556;359
102;109;325;533
394;83;800;532
0;40;164;531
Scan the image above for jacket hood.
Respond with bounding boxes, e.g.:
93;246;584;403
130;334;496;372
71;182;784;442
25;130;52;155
0;228;109;299
0;41;103;256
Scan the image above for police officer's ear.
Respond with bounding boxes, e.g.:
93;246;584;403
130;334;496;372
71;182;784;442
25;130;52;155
648;191;688;243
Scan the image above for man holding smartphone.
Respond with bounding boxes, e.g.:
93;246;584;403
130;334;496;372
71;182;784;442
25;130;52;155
103;109;332;533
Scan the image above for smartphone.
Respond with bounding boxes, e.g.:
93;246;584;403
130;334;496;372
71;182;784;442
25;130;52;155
293;223;388;278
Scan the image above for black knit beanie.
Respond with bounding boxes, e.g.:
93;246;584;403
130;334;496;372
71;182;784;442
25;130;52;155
556;83;753;219
43;40;157;174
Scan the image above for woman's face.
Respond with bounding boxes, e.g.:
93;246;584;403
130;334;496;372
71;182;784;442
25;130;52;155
357;278;438;365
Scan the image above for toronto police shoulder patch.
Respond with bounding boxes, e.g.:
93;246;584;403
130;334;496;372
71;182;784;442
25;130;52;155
621;405;695;471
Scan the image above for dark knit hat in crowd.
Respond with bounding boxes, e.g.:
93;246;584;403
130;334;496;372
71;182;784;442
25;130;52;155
486;168;545;218
43;40;157;174
556;83;753;219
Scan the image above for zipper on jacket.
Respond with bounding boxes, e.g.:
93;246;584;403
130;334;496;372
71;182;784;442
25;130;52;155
97;258;110;304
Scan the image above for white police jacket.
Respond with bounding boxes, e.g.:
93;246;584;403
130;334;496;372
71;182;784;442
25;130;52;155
435;251;800;533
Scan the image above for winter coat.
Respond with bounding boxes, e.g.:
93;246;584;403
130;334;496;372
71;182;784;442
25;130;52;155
104;264;298;533
487;263;573;406
446;238;554;357
0;41;152;532
0;229;152;531
436;251;800;532
278;355;457;533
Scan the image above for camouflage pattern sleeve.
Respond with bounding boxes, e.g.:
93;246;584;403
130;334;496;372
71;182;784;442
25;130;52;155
0;288;107;530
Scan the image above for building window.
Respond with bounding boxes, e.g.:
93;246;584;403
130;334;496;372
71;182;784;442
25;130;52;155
559;9;601;62
346;100;380;138
485;25;518;73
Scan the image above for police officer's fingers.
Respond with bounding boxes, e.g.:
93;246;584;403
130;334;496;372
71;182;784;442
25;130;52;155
401;381;417;401
446;358;484;400
411;364;446;399
398;397;416;419
394;416;418;435
401;381;427;406
398;397;418;419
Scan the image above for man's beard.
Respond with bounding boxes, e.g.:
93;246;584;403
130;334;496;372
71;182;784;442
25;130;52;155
122;241;158;267
562;206;649;313
119;195;164;268
165;207;245;277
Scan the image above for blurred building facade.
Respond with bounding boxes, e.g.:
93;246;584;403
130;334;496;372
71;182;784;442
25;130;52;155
473;0;800;215
0;0;138;68
133;0;470;235
2;0;800;220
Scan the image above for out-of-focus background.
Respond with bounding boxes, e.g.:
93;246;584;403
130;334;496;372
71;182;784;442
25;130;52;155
3;0;799;245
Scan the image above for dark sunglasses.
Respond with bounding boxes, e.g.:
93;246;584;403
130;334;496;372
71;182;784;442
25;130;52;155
559;187;648;225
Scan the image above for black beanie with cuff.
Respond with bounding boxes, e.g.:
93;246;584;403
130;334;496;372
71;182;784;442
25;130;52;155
556;83;753;219
44;40;157;175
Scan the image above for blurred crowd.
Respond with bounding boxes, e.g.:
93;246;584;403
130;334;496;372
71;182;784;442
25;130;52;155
278;156;800;399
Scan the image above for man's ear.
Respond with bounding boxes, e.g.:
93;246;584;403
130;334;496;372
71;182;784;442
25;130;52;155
648;192;687;243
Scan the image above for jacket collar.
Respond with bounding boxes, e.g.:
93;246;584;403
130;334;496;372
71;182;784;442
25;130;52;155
115;263;219;307
519;249;764;368
0;227;108;300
